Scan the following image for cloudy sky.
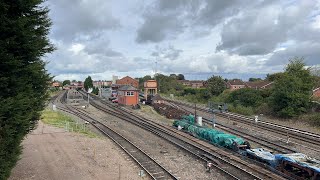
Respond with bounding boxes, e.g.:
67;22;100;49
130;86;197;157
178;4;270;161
45;0;320;81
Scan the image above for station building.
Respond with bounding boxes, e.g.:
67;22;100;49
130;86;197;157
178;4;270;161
117;85;139;106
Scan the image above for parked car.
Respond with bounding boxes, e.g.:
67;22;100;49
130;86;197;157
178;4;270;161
112;98;118;103
109;97;116;101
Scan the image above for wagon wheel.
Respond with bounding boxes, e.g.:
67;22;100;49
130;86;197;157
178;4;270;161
232;141;239;151
244;141;251;149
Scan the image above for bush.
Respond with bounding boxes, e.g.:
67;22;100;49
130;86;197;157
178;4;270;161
227;88;264;107
300;113;320;127
228;104;254;116
255;103;272;115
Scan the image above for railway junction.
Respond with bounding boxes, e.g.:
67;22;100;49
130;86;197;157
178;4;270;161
44;89;320;180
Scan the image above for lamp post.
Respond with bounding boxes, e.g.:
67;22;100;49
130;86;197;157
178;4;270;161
87;88;93;107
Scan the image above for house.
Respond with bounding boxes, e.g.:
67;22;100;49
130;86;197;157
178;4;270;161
93;80;111;87
226;79;246;91
117;85;139;106
177;80;206;88
116;76;139;88
245;81;274;90
313;87;320;98
70;82;83;89
51;82;61;87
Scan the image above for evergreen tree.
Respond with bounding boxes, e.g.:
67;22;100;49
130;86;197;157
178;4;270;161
0;1;54;179
269;58;315;118
84;76;93;91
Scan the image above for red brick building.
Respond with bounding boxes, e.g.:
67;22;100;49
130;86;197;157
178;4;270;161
226;79;246;91
313;87;320;98
177;80;206;88
51;82;61;87
116;76;139;88
117;85;139;106
245;81;273;90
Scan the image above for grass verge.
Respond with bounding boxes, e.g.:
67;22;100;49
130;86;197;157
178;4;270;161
41;108;98;138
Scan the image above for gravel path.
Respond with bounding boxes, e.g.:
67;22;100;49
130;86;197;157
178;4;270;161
9;121;144;180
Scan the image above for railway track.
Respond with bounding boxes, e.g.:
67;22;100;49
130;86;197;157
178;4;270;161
165;101;297;154
55;91;178;180
80;92;288;180
164;98;320;153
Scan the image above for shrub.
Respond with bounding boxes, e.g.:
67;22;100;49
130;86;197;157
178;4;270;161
255;103;272;115
228;104;254;116
227;88;263;107
300;113;320;127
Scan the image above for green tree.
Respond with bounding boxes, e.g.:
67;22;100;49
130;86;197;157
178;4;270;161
62;80;71;86
92;87;99;95
138;75;153;89
84;76;93;91
206;75;226;96
169;74;177;79
227;88;264;107
177;74;185;80
269;58;315;118
249;78;262;82
266;72;284;81
0;1;54;179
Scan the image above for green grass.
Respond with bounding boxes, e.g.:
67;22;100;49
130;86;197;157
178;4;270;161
41;109;98;138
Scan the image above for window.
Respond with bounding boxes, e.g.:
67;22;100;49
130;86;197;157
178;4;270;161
126;91;134;96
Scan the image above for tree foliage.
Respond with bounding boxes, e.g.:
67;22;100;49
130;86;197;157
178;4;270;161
138;75;152;89
0;1;54;179
177;74;185;80
84;76;93;92
227;88;264;107
155;74;184;93
62;80;71;86
266;72;284;81
206;75;226;96
249;78;262;82
269;58;315;118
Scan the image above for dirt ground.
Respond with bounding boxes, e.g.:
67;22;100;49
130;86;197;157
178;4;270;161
9;121;145;180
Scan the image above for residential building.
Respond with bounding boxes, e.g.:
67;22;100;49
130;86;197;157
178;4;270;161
226;79;246;91
51;82;61;87
117;85;139;106
245;81;274;90
177;80;206;88
313;87;320;98
93;80;111;87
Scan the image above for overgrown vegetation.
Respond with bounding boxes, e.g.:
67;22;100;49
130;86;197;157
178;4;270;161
41;109;97;138
0;1;54;179
158;58;320;126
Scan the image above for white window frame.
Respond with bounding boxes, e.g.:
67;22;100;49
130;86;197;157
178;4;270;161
126;91;134;96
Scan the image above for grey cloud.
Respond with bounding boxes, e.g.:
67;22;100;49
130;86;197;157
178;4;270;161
151;45;183;60
136;13;185;43
195;0;247;27
267;41;320;66
135;0;253;44
216;1;316;55
84;43;123;57
47;0;120;41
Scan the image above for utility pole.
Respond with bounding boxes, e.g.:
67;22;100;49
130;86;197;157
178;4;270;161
194;103;197;123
